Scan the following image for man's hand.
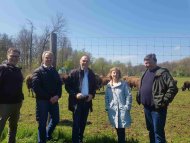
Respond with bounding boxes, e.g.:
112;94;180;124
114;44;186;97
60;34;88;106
76;93;83;99
161;103;167;107
86;94;93;102
50;95;59;104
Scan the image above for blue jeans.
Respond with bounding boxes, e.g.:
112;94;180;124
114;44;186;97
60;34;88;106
72;100;90;143
0;103;22;143
36;100;60;143
144;106;167;143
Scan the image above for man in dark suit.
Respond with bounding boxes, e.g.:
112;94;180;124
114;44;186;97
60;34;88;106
65;55;96;143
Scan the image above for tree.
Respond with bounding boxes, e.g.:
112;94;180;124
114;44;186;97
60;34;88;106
112;60;128;76
36;13;67;65
16;27;33;70
57;36;72;68
0;33;13;63
26;19;34;70
92;57;111;76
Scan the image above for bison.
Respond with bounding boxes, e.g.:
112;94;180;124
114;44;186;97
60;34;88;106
59;73;69;85
174;79;178;86
94;75;110;91
25;74;34;97
123;76;140;90
100;76;110;91
95;74;103;90
182;81;190;91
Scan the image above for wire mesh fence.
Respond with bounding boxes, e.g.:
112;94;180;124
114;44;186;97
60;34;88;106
68;36;190;65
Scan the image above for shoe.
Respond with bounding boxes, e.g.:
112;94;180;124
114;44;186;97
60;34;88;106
47;136;52;141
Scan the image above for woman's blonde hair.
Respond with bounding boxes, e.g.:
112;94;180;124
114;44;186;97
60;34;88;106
108;67;121;80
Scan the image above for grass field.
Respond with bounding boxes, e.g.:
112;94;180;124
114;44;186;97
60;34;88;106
0;77;190;143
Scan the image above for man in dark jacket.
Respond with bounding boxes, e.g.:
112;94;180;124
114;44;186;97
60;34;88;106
0;48;24;143
65;55;96;143
136;53;178;143
32;51;62;143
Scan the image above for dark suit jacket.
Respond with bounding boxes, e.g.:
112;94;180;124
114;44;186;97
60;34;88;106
65;67;96;112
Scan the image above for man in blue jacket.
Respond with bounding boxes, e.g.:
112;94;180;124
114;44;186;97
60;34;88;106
137;53;178;143
32;51;62;143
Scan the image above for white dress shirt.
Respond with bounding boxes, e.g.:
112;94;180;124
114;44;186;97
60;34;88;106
81;70;89;97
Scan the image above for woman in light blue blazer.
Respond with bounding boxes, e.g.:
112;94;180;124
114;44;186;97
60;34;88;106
105;67;132;143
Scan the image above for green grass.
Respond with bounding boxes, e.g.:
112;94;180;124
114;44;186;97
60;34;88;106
1;77;190;143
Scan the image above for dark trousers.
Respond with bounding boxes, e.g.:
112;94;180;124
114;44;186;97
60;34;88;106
144;106;167;143
115;128;126;143
36;100;60;143
0;103;22;143
72;100;90;143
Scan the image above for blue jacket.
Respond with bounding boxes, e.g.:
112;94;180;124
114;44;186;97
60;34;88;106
105;81;132;128
32;65;62;100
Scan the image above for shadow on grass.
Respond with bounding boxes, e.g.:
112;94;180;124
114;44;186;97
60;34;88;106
59;119;92;127
95;91;105;95
51;130;139;143
0;128;8;142
86;136;139;143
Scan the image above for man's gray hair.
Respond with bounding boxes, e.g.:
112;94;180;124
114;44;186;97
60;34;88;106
42;51;54;60
7;47;20;55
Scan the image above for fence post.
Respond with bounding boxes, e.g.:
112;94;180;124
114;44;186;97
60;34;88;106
48;32;57;124
50;32;57;68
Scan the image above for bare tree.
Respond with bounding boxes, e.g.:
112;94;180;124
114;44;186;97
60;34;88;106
51;13;66;34
26;19;34;70
16;28;31;68
0;33;13;63
57;36;72;68
36;13;67;65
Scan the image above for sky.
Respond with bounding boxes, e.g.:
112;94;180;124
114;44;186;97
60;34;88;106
0;0;190;65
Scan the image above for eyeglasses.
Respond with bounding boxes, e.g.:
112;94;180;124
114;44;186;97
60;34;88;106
82;60;89;62
9;55;20;58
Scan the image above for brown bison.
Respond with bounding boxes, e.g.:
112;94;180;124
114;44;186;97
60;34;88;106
123;76;140;90
174;79;178;86
95;74;103;90
182;81;190;91
100;76;110;91
59;73;69;85
95;75;110;91
25;74;34;97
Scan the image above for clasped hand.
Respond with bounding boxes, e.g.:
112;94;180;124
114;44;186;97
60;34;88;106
76;93;93;102
50;95;59;104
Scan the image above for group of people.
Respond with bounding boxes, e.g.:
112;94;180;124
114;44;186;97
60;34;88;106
0;47;178;143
